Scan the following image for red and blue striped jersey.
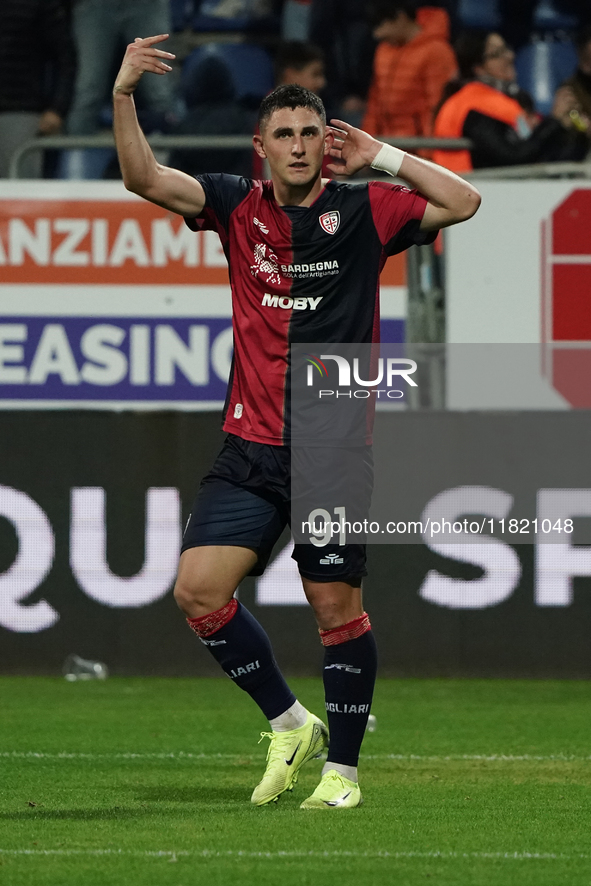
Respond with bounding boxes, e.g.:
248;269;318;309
186;174;432;445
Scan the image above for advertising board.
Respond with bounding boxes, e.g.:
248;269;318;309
0;182;407;409
446;181;591;410
2;411;591;677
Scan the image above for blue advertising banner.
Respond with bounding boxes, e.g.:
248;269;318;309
0;182;408;410
0;317;232;405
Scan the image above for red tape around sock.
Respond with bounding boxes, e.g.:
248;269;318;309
319;612;371;646
186;598;238;638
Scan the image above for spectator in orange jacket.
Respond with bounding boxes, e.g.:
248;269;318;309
433;31;588;172
362;1;457;139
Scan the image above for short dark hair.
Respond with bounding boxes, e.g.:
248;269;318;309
258;84;326;131
275;41;324;82
454;29;490;80
369;0;417;26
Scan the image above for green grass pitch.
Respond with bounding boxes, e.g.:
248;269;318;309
3;676;591;886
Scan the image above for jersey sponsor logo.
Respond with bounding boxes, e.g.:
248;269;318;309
319;553;344;565
253;217;269;235
280;260;339;279
261;294;323;311
199;637;227;646
252;244;340;285
250;243;281;285
319;211;340;235
325;702;370;714
234;403;243;418
324;663;361;674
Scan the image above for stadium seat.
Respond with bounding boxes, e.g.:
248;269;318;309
457;0;500;30
282;0;311;41
191;0;279;33
182;43;274;106
171;0;193;31
515;37;578;115
533;0;578;33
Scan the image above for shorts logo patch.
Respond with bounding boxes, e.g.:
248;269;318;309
234;403;243;419
319;211;340;235
319;553;344;565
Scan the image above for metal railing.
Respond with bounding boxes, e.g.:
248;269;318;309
7;134;473;179
468;160;591;180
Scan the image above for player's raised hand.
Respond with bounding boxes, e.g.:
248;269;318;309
113;35;175;97
326;118;383;176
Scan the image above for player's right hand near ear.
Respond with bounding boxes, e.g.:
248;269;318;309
113;34;175;96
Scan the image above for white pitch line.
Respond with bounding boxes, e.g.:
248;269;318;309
0;848;587;861
362;753;591;762
1;751;589;762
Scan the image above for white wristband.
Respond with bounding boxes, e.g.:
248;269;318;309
370;143;406;177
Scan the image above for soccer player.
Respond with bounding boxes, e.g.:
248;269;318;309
113;34;480;809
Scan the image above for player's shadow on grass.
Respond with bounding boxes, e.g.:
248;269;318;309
2;786;250;819
0;807;152;821
129;785;248;804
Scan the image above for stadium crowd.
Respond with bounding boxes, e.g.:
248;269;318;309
1;0;591;178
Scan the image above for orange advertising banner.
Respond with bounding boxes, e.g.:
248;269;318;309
0;200;229;286
0;188;405;287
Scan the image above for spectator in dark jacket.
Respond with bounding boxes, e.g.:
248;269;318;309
169;56;256;178
309;0;376;124
275;41;326;95
67;0;172;135
434;30;588;171
0;0;75;177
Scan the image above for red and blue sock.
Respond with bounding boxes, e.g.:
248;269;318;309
320;613;377;769
187;600;296;720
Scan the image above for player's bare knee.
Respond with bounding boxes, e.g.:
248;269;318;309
304;580;363;631
173;575;235;617
172;578;194;614
306;593;340;629
173;578;211;614
312;603;350;631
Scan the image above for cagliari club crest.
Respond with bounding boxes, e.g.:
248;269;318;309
319;210;340;235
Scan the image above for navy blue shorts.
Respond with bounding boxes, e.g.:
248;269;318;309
182;434;372;581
